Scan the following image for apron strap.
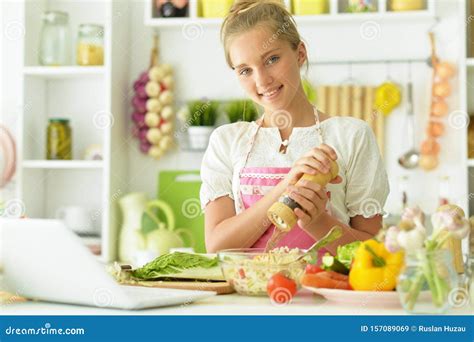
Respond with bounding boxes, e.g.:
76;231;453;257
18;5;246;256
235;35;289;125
240;118;263;174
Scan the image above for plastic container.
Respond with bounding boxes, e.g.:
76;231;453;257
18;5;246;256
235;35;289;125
292;0;329;15
76;24;104;66
200;0;234;18
389;0;425;11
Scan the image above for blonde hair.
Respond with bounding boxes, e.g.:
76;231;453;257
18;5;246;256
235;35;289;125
221;0;304;69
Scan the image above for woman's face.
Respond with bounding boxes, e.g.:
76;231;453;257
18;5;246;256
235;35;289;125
229;27;306;113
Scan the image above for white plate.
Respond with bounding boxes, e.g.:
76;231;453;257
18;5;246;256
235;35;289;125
303;286;402;307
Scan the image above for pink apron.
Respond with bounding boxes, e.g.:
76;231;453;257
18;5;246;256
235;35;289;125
237;109;331;255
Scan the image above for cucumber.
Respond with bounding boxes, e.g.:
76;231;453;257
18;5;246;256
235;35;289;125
321;254;350;275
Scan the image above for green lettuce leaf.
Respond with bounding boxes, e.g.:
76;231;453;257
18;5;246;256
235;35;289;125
131;252;219;280
336;241;362;268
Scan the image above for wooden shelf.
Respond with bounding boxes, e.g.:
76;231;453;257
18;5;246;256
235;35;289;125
22;160;104;169
23;66;105;79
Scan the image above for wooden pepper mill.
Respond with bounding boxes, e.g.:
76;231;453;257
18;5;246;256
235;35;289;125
267;160;339;232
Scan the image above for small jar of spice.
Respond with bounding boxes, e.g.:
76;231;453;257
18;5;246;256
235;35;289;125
76;24;104;66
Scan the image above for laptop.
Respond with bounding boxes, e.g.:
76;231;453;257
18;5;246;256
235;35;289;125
1;219;216;310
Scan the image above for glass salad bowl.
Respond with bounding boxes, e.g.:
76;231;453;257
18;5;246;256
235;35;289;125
217;247;307;296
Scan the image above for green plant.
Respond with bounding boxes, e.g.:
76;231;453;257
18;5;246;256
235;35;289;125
187;99;219;126
225;100;259;123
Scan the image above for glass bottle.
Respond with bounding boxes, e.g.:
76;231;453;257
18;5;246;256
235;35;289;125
39;11;70;66
76;24;104;66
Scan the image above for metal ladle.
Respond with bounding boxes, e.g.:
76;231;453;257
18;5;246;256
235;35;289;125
398;81;420;169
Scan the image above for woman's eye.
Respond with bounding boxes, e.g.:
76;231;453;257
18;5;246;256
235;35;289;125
239;68;251;76
267;56;280;65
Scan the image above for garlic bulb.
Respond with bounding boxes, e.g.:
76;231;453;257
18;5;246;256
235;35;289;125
397;227;426;252
159;91;174;106
149;66;166;82
159;135;172;150
145;112;160;128
162;75;174;90
160;122;174;134
148;145;164;159
146;98;162;113
146;128;162;144
145;81;161;97
385;226;401;253
161;106;174;120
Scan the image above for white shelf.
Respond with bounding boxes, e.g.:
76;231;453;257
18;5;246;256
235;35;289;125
145;0;435;28
22;160;104;169
468;159;474;167
467;58;474;67
146;10;435;27
23;66;105;79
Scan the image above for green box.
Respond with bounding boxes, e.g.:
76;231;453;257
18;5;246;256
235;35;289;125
157;170;206;253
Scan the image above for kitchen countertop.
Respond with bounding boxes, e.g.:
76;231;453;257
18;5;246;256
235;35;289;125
1;289;471;316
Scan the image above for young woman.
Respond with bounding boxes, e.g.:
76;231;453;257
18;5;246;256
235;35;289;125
200;0;389;254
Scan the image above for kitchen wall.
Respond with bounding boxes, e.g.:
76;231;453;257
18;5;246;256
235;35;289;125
0;1;468;217
126;1;468;216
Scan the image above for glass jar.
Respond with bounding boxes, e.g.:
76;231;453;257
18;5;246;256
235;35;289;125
47;118;72;160
389;0;424;11
347;0;377;13
76;24;104;66
397;249;458;314
159;0;189;18
39;11;70;66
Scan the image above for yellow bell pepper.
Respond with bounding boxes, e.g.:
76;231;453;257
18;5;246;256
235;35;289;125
349;239;404;291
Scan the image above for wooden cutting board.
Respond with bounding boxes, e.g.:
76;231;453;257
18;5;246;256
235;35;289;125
0;291;27;304
125;281;234;295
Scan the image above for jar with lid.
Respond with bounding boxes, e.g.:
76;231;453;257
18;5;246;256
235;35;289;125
47;118;72;160
76;24;104;66
39;11;70;66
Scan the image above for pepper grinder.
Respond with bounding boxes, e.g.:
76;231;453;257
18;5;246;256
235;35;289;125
267;160;339;232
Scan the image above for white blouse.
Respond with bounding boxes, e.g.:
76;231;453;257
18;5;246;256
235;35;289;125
200;116;390;225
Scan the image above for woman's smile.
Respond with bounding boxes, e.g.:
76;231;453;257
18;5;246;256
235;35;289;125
258;84;284;101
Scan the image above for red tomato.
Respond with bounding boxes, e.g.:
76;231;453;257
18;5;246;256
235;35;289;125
301;271;351;290
238;268;246;279
305;264;324;274
267;273;298;304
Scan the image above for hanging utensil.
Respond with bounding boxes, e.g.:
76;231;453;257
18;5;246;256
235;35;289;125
398;65;420;169
374;62;402;117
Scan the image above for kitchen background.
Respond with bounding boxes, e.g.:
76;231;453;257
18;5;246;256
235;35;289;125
0;0;472;263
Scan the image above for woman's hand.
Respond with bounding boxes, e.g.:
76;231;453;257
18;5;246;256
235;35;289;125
288;180;329;229
282;144;343;188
